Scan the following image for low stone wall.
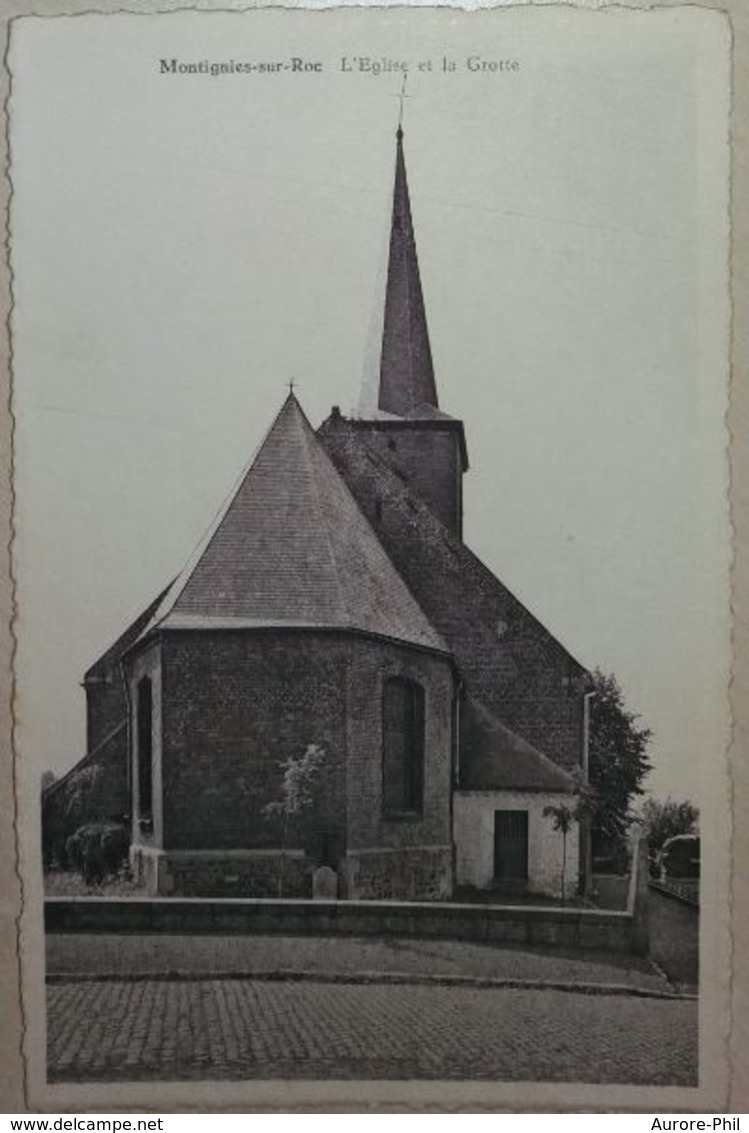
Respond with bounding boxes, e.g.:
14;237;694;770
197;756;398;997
157;852;310;897
648;882;699;986
45;896;637;954
592;874;630;911
131;846;452;899
345;847;452;901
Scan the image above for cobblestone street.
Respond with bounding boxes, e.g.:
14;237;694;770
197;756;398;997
47;976;698;1085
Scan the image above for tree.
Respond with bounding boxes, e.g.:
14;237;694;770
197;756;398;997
544;776;596;903
640;796;699;874
543;803;574;903
588;669;652;855
263;743;326;897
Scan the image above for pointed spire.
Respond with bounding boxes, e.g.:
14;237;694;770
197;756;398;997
378;126;439;417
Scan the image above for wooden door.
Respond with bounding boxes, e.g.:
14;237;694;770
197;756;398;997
494;810;529;885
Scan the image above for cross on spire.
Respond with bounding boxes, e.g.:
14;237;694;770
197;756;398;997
392;73;413;135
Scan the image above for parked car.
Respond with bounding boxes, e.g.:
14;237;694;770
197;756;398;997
658;834;700;880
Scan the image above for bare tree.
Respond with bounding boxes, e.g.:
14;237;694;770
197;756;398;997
263;743;326;897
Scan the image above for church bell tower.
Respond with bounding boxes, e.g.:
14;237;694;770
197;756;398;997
348;125;469;541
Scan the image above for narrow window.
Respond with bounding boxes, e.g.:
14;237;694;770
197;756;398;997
136;676;153;824
382;677;425;816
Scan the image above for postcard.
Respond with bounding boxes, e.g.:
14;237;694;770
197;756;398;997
0;2;742;1112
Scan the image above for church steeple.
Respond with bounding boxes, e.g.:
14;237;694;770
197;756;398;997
378;126;439;417
320;122;467;540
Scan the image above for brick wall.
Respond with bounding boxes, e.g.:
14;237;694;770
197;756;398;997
345;637;454;855
132;847;312;898
124;628;455;899
85;674;127;757
84;588;167;754
160;631;349;856
344;419;464;539
319;421;587;770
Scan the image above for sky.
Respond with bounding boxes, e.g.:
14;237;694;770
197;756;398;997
9;6;730;810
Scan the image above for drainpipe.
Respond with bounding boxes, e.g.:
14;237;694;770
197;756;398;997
581;689;595;896
450;678;464;895
453;679;464;788
582;690;594;782
119;656;135;847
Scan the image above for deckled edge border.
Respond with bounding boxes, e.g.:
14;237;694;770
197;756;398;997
0;0;743;1113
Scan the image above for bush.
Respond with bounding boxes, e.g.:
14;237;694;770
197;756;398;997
65;822;130;887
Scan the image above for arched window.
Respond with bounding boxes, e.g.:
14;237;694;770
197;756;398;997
382;677;425;816
136;676;153;825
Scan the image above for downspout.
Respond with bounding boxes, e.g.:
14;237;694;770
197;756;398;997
450;677;464;895
453;678;464;788
119;656;134;847
581;689;595;896
582;690;594;781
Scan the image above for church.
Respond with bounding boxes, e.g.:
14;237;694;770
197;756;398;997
45;126;592;902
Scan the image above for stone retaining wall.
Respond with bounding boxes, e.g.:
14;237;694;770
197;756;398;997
648;882;699;985
45;897;636;954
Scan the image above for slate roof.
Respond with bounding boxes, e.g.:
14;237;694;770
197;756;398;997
318;413;589;772
460;697;575;793
138;394;447;655
84;585;172;681
378;127;439;417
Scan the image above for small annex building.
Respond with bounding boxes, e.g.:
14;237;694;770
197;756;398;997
44;126;591;902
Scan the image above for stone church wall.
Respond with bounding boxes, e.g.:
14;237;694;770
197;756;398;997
344;637;454;900
133;845;310;898
85;671;127;758
345;420;464;540
344;847;452;901
159;630;350;859
83;588;168;755
128;628;455;899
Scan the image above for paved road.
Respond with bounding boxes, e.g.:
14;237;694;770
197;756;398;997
47;978;697;1085
46;934;674;993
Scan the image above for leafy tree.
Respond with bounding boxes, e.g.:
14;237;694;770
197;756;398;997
588;669;652;850
264;743;326;897
640;796;699;874
543;803;574;903
544;776;596;903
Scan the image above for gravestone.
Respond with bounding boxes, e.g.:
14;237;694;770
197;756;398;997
312;865;338;900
